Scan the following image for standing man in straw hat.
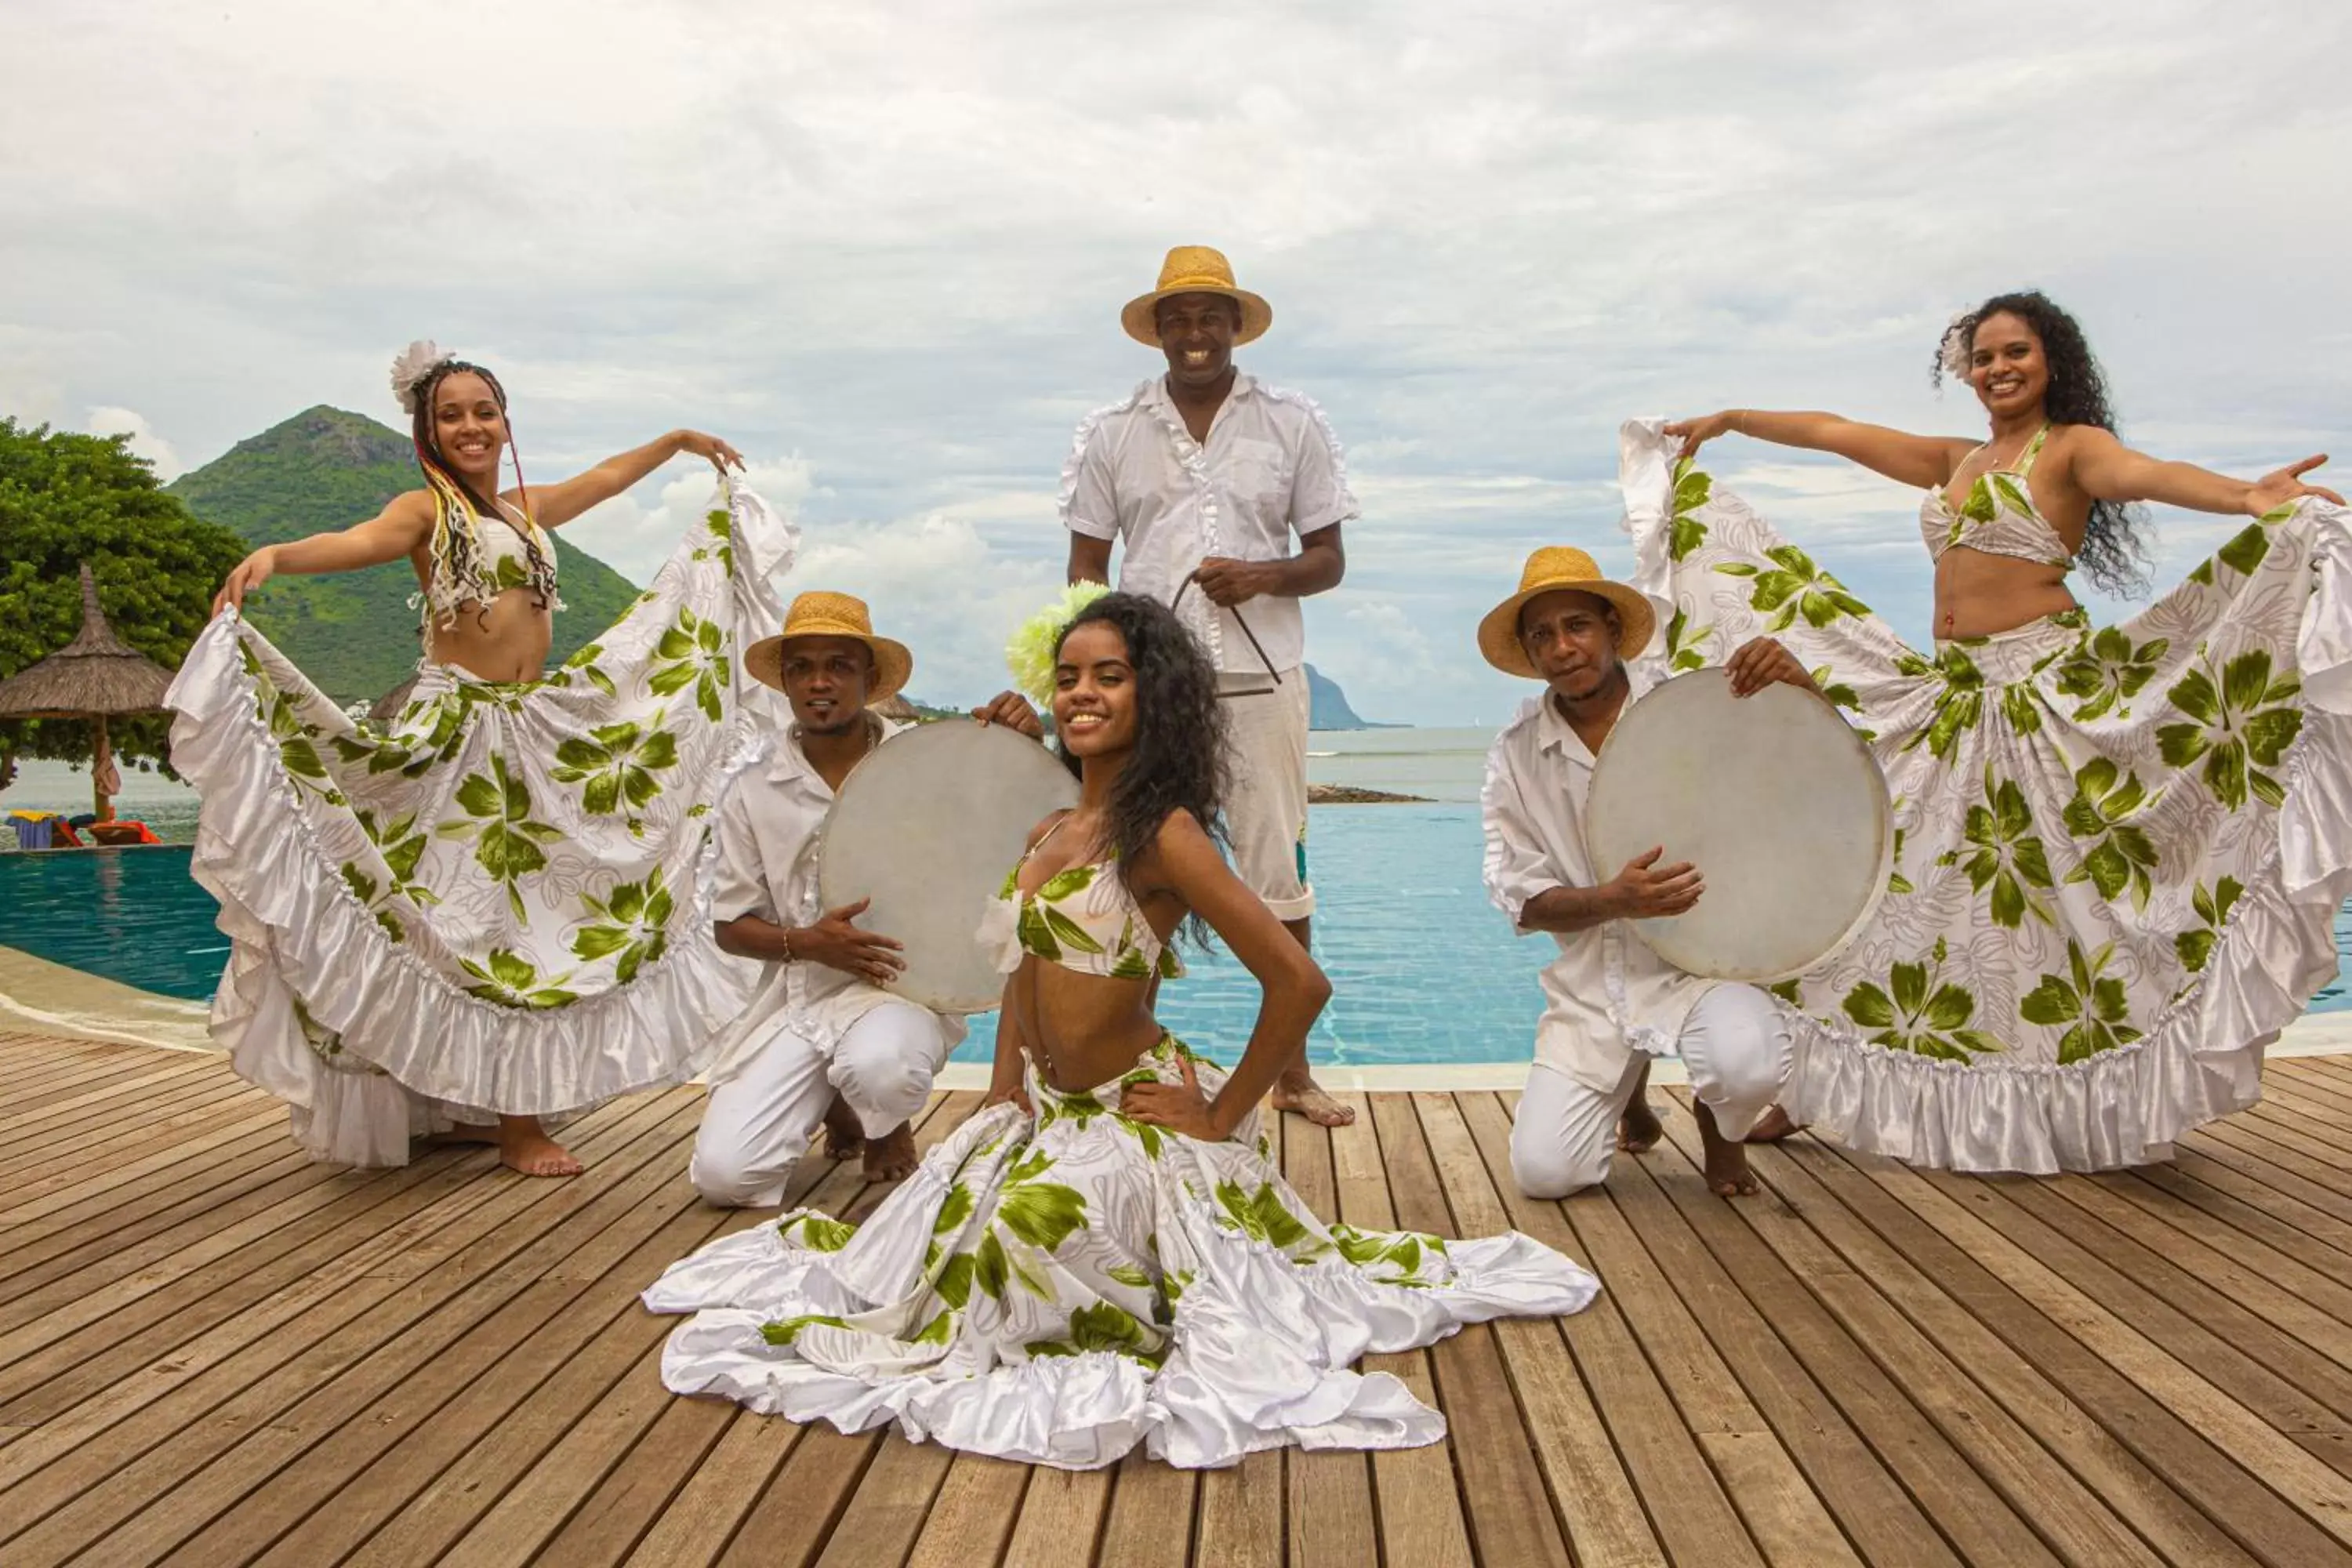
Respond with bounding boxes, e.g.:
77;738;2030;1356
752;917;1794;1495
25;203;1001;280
1479;548;1813;1198
1061;245;1358;1127
690;590;1042;1203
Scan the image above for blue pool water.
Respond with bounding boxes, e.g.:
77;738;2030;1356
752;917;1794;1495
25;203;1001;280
3;804;2348;1065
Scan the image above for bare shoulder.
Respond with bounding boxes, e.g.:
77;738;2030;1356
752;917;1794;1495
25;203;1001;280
1023;807;1075;852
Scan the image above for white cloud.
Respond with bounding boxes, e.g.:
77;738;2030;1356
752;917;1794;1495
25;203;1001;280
84;405;183;481
563;457;815;586
5;2;2349;725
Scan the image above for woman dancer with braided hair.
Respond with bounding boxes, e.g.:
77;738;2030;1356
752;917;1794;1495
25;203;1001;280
172;343;793;1175
1635;290;2352;1174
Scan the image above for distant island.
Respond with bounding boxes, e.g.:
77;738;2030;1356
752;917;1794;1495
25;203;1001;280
1305;666;1397;731
167;407;641;705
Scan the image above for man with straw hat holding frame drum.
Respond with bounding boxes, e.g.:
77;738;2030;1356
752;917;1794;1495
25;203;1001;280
690;590;1041;1203
1061;244;1357;1127
1479;547;1815;1198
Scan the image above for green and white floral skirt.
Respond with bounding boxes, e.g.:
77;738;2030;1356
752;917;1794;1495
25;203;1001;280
643;1036;1599;1468
1618;419;2352;1172
165;480;793;1167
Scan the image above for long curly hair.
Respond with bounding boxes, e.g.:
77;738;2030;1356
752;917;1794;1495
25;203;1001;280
1052;592;1229;938
407;358;557;618
1933;290;2150;596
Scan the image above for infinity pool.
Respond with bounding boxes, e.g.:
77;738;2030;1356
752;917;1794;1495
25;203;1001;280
3;804;2347;1067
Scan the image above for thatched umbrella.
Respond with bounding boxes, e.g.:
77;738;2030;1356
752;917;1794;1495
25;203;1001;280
0;563;178;822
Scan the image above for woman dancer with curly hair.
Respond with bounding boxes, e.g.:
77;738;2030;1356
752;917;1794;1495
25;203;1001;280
1634;290;2352;1173
645;592;1598;1469
170;344;793;1176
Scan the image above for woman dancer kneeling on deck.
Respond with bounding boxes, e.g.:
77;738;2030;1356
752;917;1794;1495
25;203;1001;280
170;343;790;1178
644;592;1598;1469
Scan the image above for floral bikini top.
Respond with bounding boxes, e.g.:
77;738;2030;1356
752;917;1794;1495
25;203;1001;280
418;492;564;631
981;814;1184;982
1918;423;2073;571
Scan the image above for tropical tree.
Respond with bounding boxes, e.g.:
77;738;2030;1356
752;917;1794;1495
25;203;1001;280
0;419;248;773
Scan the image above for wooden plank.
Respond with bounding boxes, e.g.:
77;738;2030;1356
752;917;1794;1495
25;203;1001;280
1457;1090;1747;1566
0;1092;704;1564
0;1069;258;1178
1192;1452;1280;1568
998;1465;1111;1568
0;1098;659;1450
1435;1093;1882;1568
2102;1161;2352;1301
0;1101;289;1229
0;1120;299;1255
712;1428;886;1568
1914;1167;2352;1479
1809;1138;2352;1563
1374;1094;1572;1568
243;1197;738;1566
1732;1132;2255;1566
1276;1111;1380;1568
903;1454;1030;1568
431;1094;972;1568
2171;1139;2352;1249
2192;1117;2352;1207
1084;1450;1194;1568
0;1138;323;1307
0;1056;222;1145
1326;1092;1474;1568
622;1410;805;1568
809;1437;956;1568
1646;1098;2156;1567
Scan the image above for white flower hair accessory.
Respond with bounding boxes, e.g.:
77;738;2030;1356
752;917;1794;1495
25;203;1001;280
1005;581;1112;706
1940;313;1975;379
390;339;453;415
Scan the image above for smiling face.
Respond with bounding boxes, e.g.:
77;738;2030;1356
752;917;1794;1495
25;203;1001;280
430;370;507;486
778;634;873;736
1154;292;1242;389
1518;589;1624;702
1968;311;2050;422
1052;620;1139;760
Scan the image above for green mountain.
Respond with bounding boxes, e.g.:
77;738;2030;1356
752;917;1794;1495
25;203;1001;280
1305;664;1394;730
166;407;641;703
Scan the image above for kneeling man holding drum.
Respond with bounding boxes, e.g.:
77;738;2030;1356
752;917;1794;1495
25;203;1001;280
691;592;1053;1204
1479;548;1889;1198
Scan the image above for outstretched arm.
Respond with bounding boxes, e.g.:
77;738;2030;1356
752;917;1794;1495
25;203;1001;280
1665;409;1973;492
212;490;435;614
1120;811;1330;1142
2065;428;2342;517
525;430;746;530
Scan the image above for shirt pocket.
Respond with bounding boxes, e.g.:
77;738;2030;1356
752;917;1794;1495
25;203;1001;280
1221;437;1293;532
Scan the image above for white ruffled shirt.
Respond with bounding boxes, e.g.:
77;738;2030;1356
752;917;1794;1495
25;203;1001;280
1059;371;1357;677
1480;666;1714;1094
703;718;966;1087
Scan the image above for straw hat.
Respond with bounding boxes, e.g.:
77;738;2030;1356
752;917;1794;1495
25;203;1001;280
1122;245;1273;347
743;591;913;706
1477;547;1658;677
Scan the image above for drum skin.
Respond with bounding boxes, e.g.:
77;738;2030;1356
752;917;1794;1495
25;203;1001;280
819;720;1081;1012
1585;670;1892;983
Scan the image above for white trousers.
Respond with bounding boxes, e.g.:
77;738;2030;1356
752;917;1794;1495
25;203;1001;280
689;1001;951;1208
1219;671;1314;922
1511;983;1792;1199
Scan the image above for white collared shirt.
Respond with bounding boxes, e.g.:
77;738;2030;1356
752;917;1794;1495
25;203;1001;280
1480;664;1714;1093
704;717;967;1084
1060;371;1357;676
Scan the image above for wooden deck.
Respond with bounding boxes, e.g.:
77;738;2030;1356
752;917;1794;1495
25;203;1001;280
6;1030;2352;1566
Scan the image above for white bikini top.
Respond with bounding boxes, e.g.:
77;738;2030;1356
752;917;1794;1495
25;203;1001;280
1918;423;2073;571
417;488;563;631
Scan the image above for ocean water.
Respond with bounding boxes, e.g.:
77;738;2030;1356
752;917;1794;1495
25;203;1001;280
3;731;2347;1067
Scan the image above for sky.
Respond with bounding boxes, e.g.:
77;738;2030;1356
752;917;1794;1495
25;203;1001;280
6;0;2349;726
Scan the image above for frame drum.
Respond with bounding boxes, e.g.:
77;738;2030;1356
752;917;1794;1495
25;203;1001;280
1584;670;1892;982
818;720;1080;1012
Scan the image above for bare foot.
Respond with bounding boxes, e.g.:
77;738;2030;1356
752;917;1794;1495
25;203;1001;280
862;1120;918;1183
1272;1071;1356;1128
822;1094;865;1161
1693;1102;1759;1198
1616;1061;1662;1152
497;1116;583;1178
1744;1105;1803;1144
